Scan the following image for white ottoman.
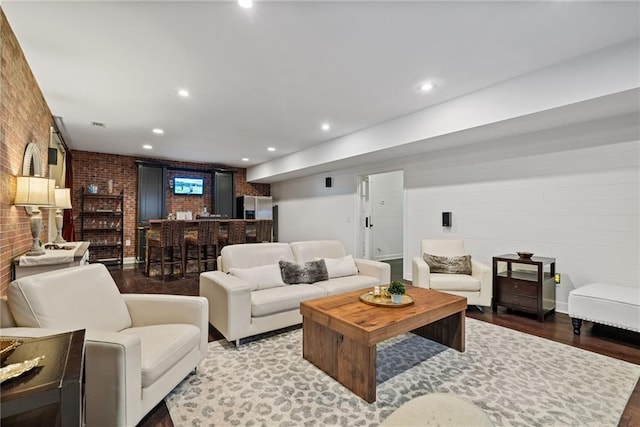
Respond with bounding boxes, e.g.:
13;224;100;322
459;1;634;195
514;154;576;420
568;283;640;334
381;393;494;427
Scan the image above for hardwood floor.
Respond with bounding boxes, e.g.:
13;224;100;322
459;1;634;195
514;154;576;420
381;258;404;282
466;308;640;427
108;265;640;427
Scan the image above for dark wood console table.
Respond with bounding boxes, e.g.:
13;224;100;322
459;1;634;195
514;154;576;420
1;330;85;427
492;254;556;322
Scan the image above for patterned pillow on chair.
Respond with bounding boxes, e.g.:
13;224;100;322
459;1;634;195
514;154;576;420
423;253;472;275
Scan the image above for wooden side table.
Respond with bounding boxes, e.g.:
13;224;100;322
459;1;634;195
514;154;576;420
1;330;85;427
492;254;556;322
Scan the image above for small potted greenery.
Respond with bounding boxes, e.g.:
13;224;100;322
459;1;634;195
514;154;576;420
387;281;406;304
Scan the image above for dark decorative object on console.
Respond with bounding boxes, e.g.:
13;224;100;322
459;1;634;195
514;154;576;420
517;251;534;259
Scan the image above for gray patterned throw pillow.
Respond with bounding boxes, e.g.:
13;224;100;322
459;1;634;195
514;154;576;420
279;260;329;284
423;253;472;275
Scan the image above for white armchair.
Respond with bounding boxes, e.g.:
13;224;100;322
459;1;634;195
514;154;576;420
412;239;492;308
1;264;208;427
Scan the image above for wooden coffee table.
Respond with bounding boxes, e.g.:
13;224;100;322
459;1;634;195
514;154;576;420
300;286;466;403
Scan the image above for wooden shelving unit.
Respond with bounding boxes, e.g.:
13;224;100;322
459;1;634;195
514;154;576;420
80;188;124;266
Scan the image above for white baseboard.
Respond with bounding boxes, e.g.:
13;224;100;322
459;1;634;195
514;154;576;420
123;257;137;265
375;253;402;261
556;302;568;314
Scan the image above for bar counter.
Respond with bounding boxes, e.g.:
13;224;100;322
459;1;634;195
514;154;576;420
140;218;273;275
145;218;273;244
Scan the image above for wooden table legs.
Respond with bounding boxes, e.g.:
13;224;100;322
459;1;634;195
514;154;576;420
302;318;377;403
412;310;465;352
302;309;465;403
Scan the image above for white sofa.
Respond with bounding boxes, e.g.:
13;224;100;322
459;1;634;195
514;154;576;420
412;239;492;307
200;240;391;344
1;264;209;427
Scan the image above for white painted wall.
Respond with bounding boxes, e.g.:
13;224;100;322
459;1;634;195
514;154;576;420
272;139;639;313
271;172;359;255
404;140;639;313
370;170;403;261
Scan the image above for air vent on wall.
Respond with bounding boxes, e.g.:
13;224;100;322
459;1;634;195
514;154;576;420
91;121;106;128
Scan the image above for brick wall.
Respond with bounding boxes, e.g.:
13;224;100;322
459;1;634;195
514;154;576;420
0;10;53;295
0;7;270;292
71;151;270;259
166;170;212;215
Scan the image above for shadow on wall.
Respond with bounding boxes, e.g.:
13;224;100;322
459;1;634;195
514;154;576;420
403;112;638;189
272;173;356;200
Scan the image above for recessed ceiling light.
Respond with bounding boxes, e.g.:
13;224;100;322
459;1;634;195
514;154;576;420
420;81;435;92
143;144;152;150
242;158;250;162
321;123;331;131
152;128;164;134
238;0;253;8
267;147;276;152
178;89;189;97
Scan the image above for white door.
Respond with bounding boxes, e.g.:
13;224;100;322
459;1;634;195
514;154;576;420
357;170;404;266
357;175;372;259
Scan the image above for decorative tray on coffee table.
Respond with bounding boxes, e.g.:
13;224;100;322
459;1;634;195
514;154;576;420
359;292;414;308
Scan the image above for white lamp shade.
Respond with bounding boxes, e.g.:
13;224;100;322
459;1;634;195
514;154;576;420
14;176;56;207
54;188;73;209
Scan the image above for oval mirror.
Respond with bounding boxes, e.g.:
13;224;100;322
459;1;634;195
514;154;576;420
22;143;42;177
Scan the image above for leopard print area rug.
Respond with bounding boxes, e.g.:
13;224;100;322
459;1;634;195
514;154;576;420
166;318;639;426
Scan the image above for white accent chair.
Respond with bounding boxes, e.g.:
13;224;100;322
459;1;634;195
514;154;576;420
1;264;209;427
412;239;492;308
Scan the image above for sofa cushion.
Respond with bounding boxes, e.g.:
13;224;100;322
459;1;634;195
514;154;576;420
423;253;472;275
290;240;347;263
279;260;328;284
122;324;201;388
251;285;327;317
229;264;286;291
314;275;379;296
429;273;481;292
220;243;295;272
8;264;132;332
318;255;359;279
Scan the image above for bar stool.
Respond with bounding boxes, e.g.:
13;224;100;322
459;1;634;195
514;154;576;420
255;220;273;243
229;221;247;245
146;220;186;281
217;220;231;252
185;220;219;273
245;220;258;243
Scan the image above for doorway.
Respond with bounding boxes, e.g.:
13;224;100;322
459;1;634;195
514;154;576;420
357;170;404;281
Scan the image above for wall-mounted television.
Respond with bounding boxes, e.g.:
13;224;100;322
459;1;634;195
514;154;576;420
174;177;204;195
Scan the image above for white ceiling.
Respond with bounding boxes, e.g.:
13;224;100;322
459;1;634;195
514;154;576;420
3;1;639;176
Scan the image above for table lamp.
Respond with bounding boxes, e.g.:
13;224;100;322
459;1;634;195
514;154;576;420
14;176;56;256
52;187;72;244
